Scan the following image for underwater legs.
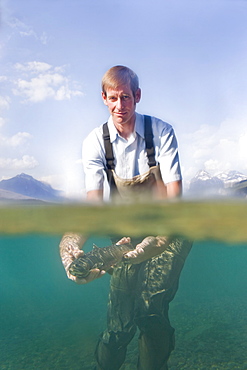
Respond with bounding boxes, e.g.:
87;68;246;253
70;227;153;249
137;314;175;370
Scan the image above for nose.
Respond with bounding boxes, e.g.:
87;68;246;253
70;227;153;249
116;97;124;111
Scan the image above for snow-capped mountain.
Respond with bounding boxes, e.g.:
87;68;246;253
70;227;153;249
188;170;247;198
188;170;224;196
216;170;247;188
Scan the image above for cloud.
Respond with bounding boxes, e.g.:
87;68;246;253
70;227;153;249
180;114;247;184
0;95;10;127
0;129;36;172
15;61;52;73
0;76;8;82
12;62;83;103
0;155;38;169
0;132;32;148
6;16;48;45
0;95;10;110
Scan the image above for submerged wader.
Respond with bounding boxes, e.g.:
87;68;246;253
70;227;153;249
95;116;192;370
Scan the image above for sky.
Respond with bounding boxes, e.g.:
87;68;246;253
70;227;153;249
1;0;247;197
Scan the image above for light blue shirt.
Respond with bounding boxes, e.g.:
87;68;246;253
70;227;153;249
82;112;182;192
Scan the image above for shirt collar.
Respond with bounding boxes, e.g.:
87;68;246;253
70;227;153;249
107;112;144;143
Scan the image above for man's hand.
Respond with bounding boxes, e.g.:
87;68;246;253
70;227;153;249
74;269;106;284
123;236;170;264
59;233;105;284
116;236;132;245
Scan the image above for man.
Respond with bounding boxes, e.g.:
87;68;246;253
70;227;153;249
60;66;192;369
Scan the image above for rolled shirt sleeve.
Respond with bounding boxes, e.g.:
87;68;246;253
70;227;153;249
153;118;182;184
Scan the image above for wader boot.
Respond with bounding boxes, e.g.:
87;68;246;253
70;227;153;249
136;315;175;370
95;338;127;370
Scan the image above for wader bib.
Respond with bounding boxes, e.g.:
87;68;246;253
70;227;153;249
95;116;192;370
103;115;166;202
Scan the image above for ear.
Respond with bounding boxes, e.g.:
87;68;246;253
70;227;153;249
135;88;141;103
102;91;108;105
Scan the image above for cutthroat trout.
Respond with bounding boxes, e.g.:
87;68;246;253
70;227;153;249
69;242;133;278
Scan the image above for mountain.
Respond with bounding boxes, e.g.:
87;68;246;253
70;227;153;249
0;188;46;204
2;171;247;203
0;173;63;202
188;170;247;198
189;170;224;195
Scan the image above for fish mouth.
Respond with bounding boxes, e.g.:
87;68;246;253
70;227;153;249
69;267;89;278
69;262;89;278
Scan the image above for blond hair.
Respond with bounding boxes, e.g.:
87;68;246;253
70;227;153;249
102;66;139;96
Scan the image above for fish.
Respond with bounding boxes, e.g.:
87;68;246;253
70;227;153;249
68;242;134;278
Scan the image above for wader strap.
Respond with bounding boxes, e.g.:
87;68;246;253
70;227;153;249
103;123;115;170
103;122;118;193
144;115;156;168
102;116;156;191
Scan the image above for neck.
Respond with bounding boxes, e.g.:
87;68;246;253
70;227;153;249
114;113;136;140
116;122;134;139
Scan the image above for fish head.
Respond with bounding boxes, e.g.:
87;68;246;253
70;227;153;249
69;259;90;278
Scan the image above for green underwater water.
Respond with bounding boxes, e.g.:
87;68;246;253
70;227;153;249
0;202;247;369
0;235;247;369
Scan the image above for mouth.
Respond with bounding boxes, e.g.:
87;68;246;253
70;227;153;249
114;112;126;117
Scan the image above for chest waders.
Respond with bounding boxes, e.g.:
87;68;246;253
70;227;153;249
95;116;192;370
103;115;165;202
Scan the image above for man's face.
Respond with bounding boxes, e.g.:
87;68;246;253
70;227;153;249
102;84;141;126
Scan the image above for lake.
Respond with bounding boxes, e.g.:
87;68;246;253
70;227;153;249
0;201;246;369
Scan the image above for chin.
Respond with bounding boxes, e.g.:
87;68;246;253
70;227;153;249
114;117;127;124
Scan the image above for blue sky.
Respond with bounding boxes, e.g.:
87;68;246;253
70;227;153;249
1;0;247;197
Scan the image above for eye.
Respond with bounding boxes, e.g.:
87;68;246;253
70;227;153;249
122;95;130;100
108;96;117;102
